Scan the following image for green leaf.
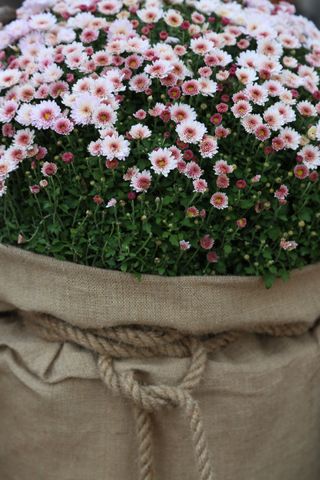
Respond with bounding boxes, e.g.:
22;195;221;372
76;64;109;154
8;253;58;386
239;199;254;209
263;272;276;289
299;208;312;222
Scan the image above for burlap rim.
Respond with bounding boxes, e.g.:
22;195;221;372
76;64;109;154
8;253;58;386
0;244;319;333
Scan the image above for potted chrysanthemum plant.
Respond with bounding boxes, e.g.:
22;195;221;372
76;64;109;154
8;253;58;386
0;1;320;480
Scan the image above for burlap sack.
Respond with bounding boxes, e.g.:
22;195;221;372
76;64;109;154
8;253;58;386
1;243;320;480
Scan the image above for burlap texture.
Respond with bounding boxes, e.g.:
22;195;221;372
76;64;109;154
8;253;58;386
1;244;320;480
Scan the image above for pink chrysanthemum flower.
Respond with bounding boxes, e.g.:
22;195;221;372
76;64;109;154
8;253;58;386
49;81;69;99
200;234;215;250
181;80;200;96
274;184;289;200
0;69;21;90
280;239;298;251
179;240;191;250
129;73;151;93
198;78;217;97
98;1;122;16
53;118;74;135
134;109;147;120
216;174;230;189
106;198;117;208
164;9;183;27
200;135;218;158
214;160;234;175
214;125;231;138
263;107;285;130
210;192;229;209
207;251;219;263
241;114;263;133
232;100;252;118
130;170;152;192
294;164;309;179
235;67;257;85
254;125;271;141
193;178;208;193
168;146;182;162
41;162;58;177
236;218;247;229
184;161;203;180
125;54;143;70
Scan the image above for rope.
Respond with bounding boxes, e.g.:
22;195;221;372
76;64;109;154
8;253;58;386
20;311;312;480
98;337;214;480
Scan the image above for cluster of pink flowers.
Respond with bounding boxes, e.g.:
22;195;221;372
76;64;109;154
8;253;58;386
0;0;319;278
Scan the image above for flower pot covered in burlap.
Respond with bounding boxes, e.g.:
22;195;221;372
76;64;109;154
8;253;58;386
1;244;320;480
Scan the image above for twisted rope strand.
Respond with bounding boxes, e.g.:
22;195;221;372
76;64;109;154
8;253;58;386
134;407;155;480
184;394;215;480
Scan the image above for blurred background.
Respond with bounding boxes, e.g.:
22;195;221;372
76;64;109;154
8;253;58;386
295;0;320;26
0;0;319;26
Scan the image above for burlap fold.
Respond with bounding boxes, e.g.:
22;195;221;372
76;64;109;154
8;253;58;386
0;244;320;333
1;244;320;480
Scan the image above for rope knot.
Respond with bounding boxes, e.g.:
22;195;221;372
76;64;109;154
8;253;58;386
97;337;207;412
97;337;215;480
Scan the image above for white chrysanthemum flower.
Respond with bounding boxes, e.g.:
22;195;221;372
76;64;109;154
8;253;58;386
0;69;21;91
101;134;130;161
129;124;152;140
137;7;163;24
71;93;100;125
176;120;207;144
31;100;61;129
236;67;258;85
108;19;135;39
316;121;320;142
279;127;301;150
149;148;177;176
198;78;217;96
29;12;57;31
299;145;320;169
169;103;197;123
